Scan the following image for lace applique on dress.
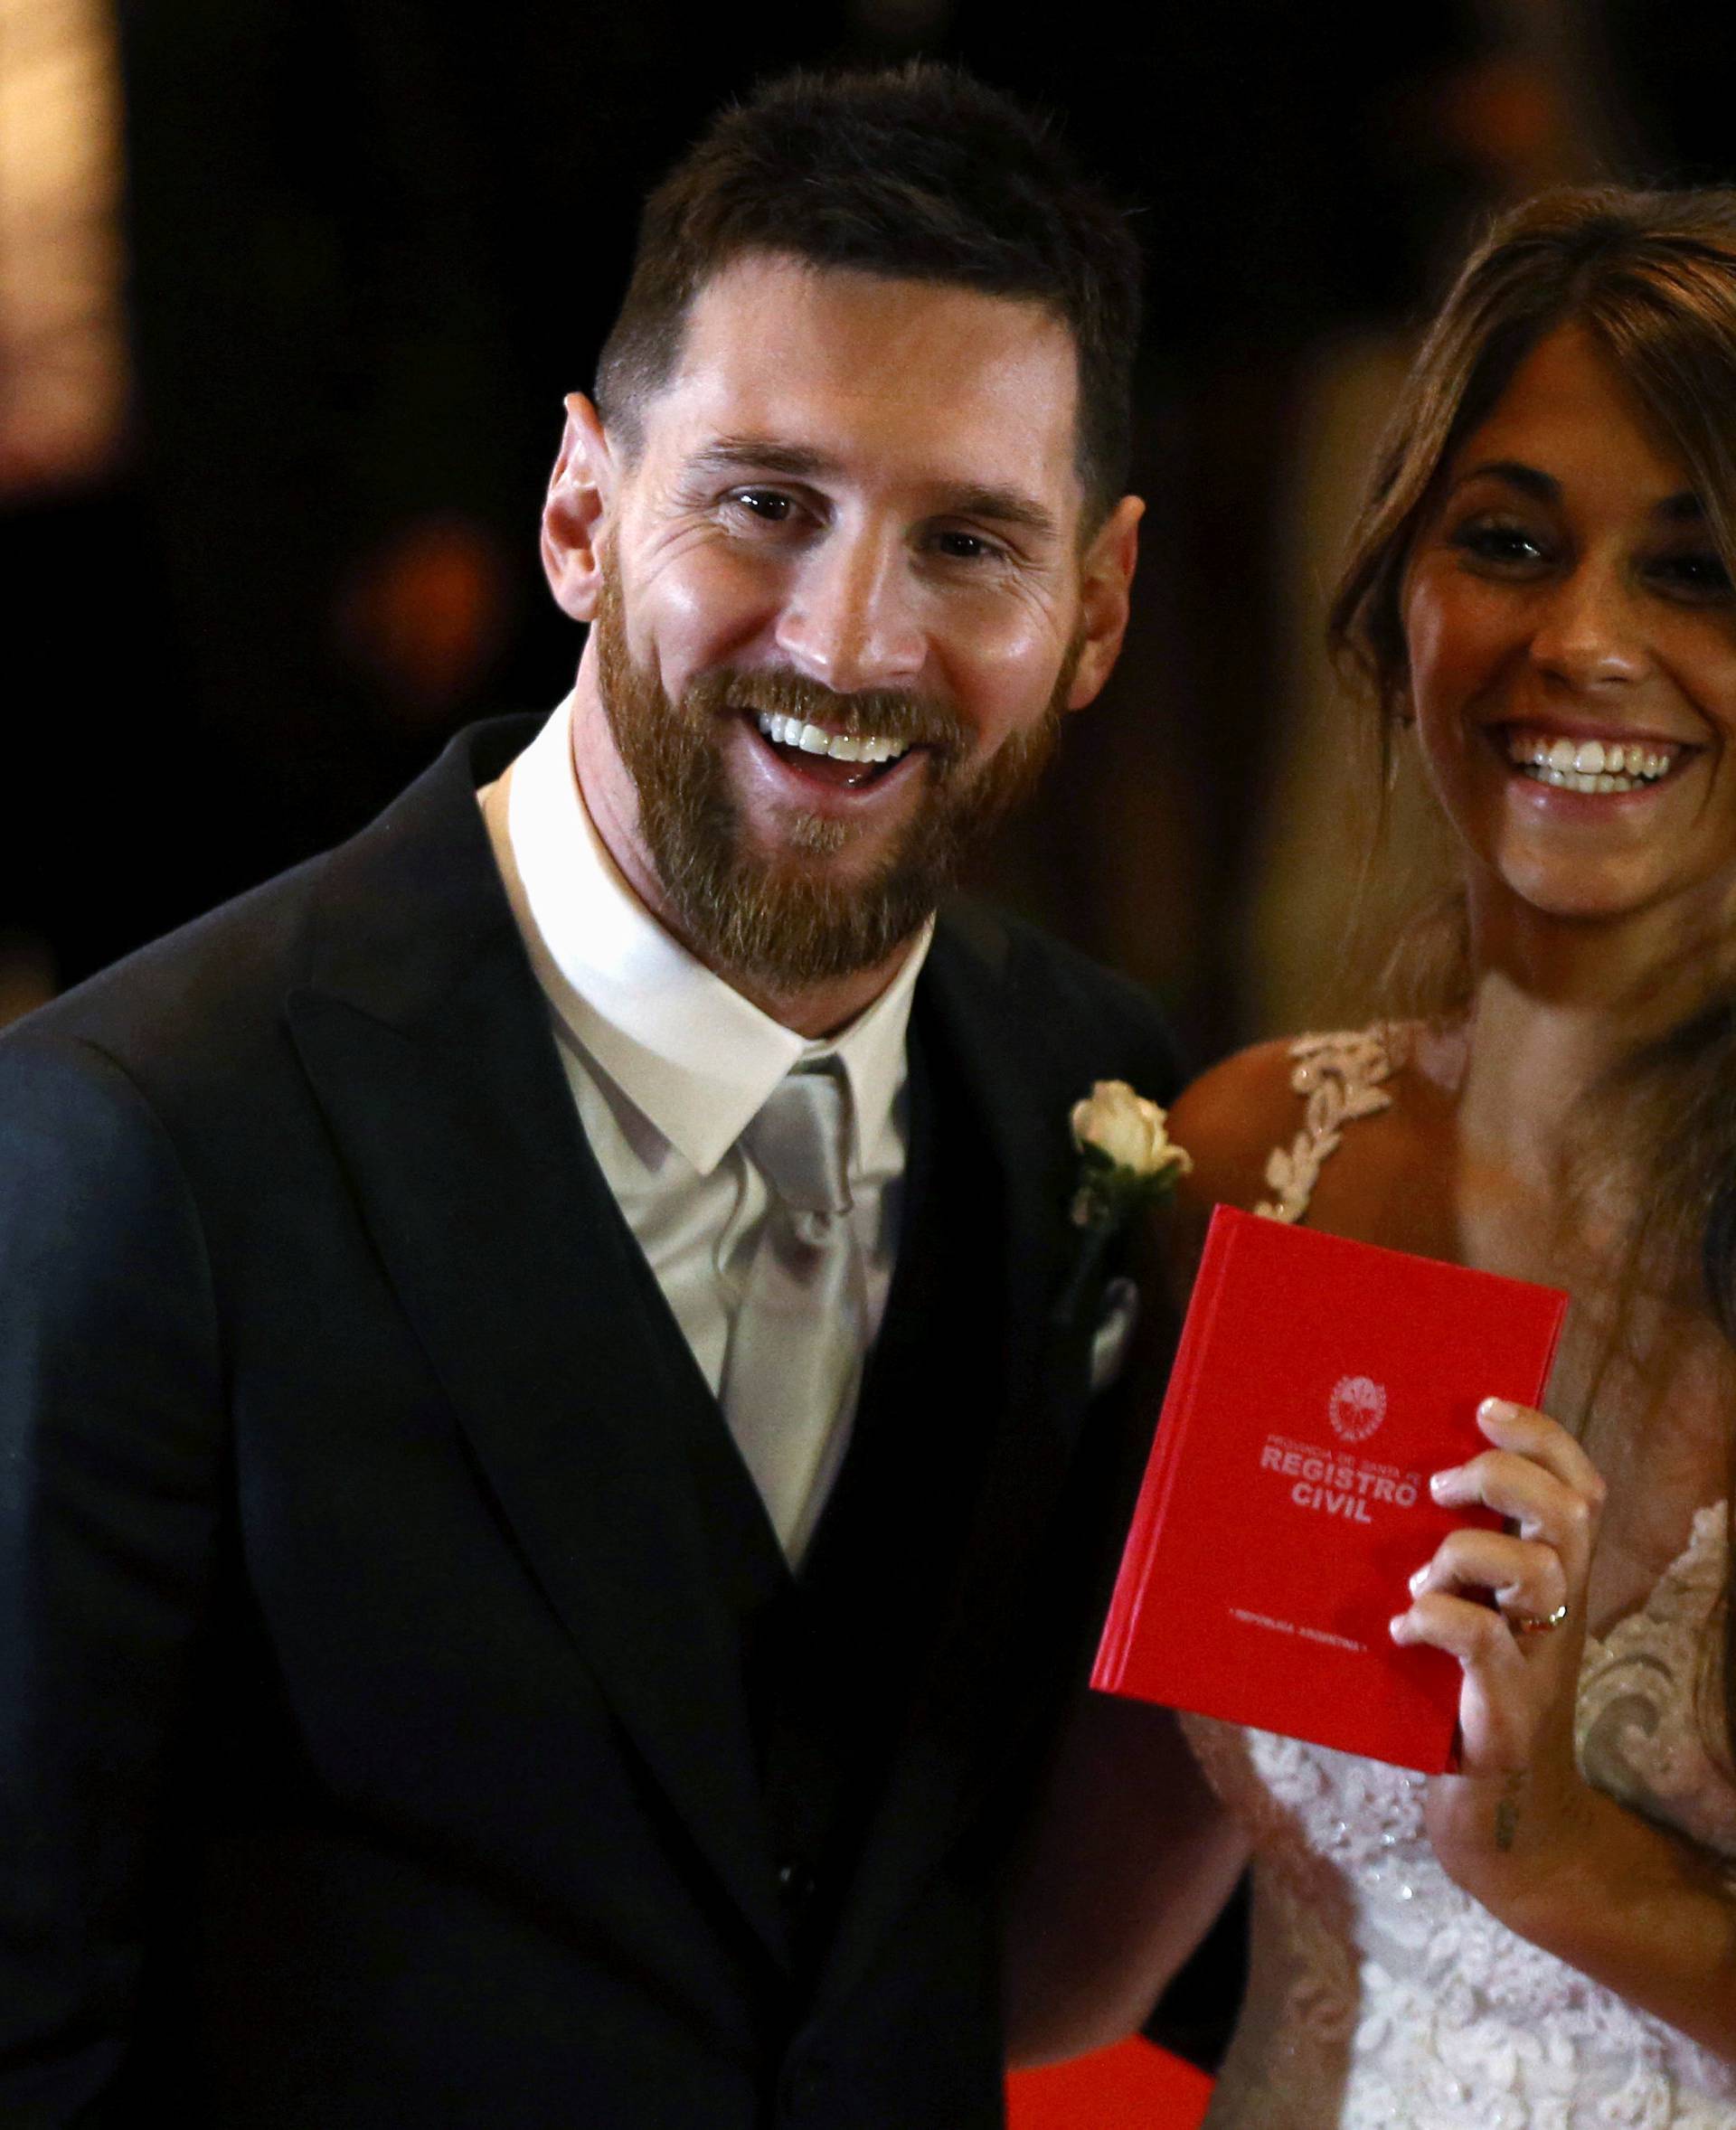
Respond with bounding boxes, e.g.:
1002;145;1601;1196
1255;1030;1399;1224
1580;1502;1736;1867
1181;1030;1736;2127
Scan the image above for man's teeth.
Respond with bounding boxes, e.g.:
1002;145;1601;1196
1505;729;1679;795
756;710;911;765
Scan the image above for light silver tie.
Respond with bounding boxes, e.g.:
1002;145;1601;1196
722;1063;867;1564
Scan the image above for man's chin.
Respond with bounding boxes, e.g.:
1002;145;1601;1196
667;840;940;993
740;817;888;877
730;760;929;865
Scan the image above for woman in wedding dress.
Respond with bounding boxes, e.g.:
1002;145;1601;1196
1008;187;1736;2125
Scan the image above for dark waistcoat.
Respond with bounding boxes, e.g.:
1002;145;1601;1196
617;1016;1007;1990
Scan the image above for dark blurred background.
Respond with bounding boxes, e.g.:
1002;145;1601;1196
3;0;1732;1063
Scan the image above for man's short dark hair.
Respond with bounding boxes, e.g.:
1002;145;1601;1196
596;62;1143;529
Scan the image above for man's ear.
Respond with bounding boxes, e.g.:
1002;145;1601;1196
1064;494;1144;712
542;393;616;622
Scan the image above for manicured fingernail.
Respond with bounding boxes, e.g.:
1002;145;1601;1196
1429;1470;1453;1498
1479;1396;1515;1424
1408;1564;1429;1594
1388;1614;1409;1643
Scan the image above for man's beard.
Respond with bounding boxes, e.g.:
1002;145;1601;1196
593;572;1072;993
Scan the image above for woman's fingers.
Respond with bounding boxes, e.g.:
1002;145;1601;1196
1390;1591;1537;1767
1396;1407;1605;1857
1410;1397;1598;1640
1407;1526;1570;1621
1474;1398;1602;1497
1428;1454;1594;1554
1427;1400;1604;1556
1391;1588;1527;1670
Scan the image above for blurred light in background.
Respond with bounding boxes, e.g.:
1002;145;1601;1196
846;0;955;48
0;928;55;1026
0;0;127;501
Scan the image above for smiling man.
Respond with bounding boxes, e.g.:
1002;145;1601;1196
549;173;1143;1029
0;64;1179;2129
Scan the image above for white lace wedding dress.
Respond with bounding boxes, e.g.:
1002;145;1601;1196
1180;1031;1736;2127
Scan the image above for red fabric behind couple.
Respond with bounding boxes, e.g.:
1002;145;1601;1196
1007;2040;1213;2128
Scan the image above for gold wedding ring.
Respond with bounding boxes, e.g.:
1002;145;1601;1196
1509;1602;1570;1636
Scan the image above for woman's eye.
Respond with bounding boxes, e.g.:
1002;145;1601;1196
1651;549;1734;599
1450;520;1547;568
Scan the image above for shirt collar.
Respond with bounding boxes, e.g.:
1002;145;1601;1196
484;699;931;1177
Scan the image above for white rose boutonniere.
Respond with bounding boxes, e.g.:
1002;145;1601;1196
1070;1079;1192;1231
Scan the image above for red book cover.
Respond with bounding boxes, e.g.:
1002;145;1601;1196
1093;1206;1569;1773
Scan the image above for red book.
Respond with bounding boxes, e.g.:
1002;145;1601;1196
1093;1206;1568;1773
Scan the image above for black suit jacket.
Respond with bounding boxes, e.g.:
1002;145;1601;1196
0;719;1177;2128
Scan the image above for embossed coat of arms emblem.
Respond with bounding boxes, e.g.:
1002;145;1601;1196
1327;1374;1386;1443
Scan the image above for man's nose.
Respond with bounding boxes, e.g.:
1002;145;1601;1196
774;529;926;695
1529;562;1649;692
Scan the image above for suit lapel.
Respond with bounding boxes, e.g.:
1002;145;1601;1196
285;722;786;1965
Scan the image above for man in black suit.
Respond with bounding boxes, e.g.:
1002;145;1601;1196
0;64;1181;2127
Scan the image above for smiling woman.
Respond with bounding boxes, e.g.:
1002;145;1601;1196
1006;187;1736;2128
1398;320;1736;930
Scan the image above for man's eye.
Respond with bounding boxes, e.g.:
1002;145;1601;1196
729;489;795;523
933;530;1000;562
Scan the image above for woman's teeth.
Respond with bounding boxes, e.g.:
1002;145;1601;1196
1505;729;1679;795
756;710;911;766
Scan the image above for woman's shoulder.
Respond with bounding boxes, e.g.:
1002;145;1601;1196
1168;1025;1410;1227
1167;1037;1312;1218
1166;1031;1397;1201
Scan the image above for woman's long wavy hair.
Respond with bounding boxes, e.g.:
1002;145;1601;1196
1328;184;1736;1772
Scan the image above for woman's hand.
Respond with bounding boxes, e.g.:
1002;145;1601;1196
1388;1395;1607;1906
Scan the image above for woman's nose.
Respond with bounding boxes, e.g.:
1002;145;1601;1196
1528;563;1649;692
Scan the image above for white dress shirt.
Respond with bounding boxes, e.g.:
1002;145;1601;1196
479;701;931;1558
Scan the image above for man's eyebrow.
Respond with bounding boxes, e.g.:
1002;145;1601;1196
689;438;839;480
942;484;1060;540
687;439;1061;540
